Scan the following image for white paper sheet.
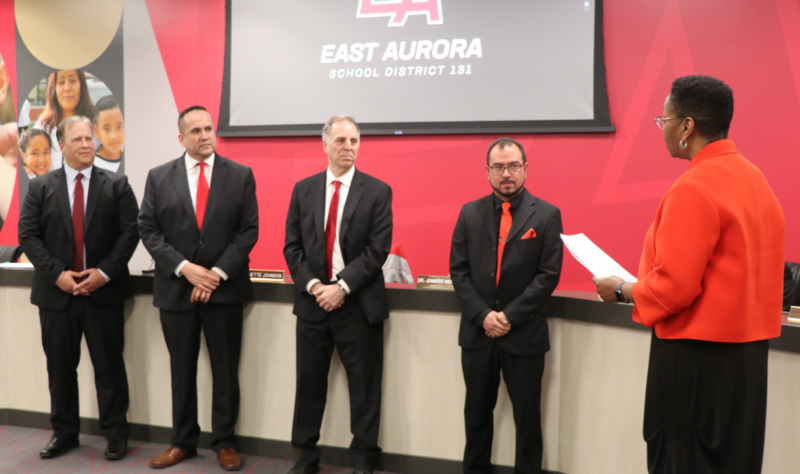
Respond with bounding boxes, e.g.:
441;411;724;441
0;262;33;269
560;233;637;282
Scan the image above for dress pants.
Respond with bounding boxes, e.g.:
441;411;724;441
462;344;545;474
644;331;769;474
160;303;243;452
292;298;384;471
39;296;129;441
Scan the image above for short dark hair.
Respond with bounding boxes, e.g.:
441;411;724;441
178;105;209;133
669;75;734;140
93;95;120;125
19;128;52;153
486;138;527;165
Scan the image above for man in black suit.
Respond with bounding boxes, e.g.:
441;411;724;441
450;138;563;474
138;106;258;471
18;115;139;460
284;115;392;474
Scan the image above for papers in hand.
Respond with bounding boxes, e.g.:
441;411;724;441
0;262;33;269
560;233;637;282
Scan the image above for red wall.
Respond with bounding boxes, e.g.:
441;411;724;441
2;0;798;292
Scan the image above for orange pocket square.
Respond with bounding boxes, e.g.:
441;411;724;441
521;228;537;239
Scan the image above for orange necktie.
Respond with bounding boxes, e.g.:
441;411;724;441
496;202;512;286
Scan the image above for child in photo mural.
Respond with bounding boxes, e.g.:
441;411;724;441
19;128;52;179
92;95;124;173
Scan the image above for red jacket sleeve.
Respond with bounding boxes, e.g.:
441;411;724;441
632;183;721;327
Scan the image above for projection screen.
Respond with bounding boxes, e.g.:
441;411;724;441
218;0;613;136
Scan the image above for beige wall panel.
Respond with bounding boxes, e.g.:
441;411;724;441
556;321;649;474
763;349;800;472
4;286;49;413
123;296;174;428
0;283;9;408
540;317;562;470
380;310;465;459
236;301;298;440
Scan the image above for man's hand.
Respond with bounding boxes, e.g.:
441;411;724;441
181;262;219;292
191;286;212;303
72;268;108;296
484;311;511;338
593;276;624;303
313;283;345;312
56;271;83;294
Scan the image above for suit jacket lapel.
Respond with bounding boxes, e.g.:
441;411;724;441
84;167;104;233
313;172;326;244
506;190;536;242
54;169;73;242
200;156;228;237
170;157;199;232
339;169;364;243
479;195;497;245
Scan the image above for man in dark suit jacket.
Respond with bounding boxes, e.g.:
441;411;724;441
450;138;563;474
284;115;392;474
18;116;139;461
138;106;258;471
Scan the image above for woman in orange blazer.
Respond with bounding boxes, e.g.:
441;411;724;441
595;75;785;474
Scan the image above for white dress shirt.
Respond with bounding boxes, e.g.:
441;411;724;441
62;163;109;282
306;166;355;294
174;152;229;281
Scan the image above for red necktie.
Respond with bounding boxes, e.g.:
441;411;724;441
496;202;512;286
325;180;341;281
196;162;209;230
73;174;85;272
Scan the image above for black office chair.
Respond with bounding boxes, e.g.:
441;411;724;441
784;262;800;311
0;245;22;263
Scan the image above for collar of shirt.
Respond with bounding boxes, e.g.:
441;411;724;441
326;165;355;189
493;188;526;212
63;162;93;184
185;152;215;170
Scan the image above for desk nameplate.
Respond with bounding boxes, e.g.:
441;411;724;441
416;275;453;290
250;270;286;282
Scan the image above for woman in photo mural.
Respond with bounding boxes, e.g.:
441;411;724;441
34;69;94;170
92;95;124;173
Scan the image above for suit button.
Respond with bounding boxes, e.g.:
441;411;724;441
490;273;495;278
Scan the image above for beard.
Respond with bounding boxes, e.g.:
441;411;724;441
491;179;524;198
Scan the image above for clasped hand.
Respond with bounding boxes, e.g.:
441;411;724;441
484;311;511;338
57;269;108;296
182;262;222;303
311;282;345;312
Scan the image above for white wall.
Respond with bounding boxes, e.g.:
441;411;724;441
123;0;185;273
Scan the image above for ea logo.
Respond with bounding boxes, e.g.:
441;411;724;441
356;0;443;27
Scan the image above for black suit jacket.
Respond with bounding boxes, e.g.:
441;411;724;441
18;167;140;311
450;189;563;356
138;154;259;311
284;168;392;323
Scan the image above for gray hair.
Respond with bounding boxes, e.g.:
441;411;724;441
322;115;359;142
57;115;92;144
